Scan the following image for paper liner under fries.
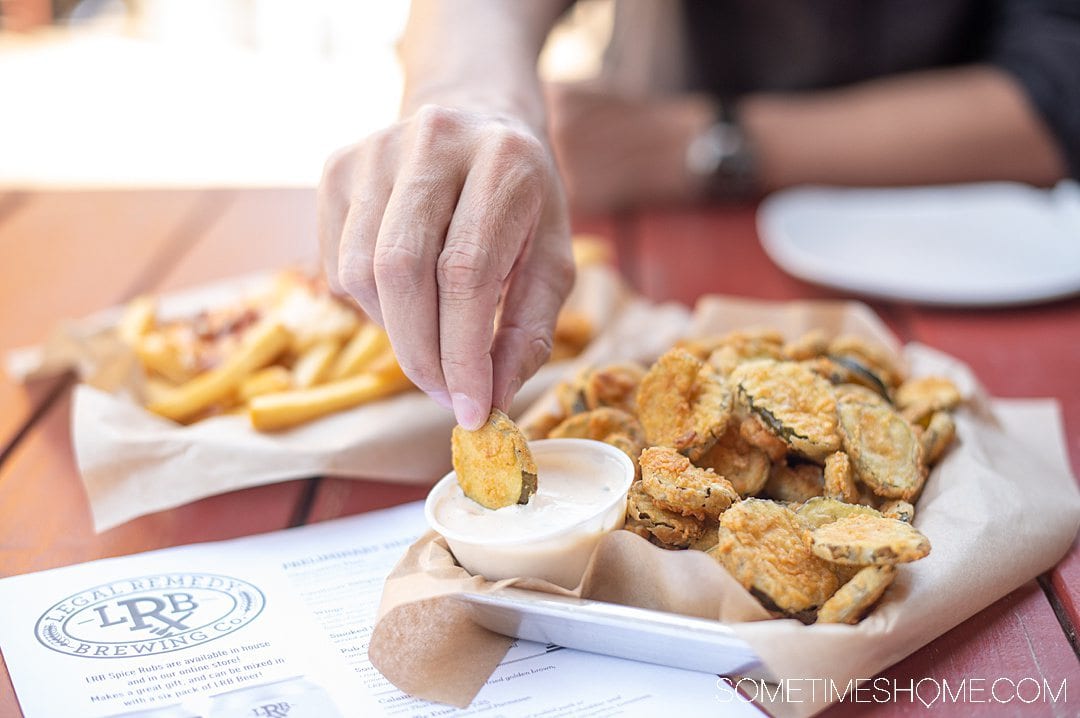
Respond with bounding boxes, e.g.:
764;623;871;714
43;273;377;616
5;265;692;531
368;296;1080;717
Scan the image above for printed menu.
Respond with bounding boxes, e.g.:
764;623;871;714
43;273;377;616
0;502;761;717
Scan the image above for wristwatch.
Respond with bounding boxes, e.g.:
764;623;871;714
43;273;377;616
685;106;759;200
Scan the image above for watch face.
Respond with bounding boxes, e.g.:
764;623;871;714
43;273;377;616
686;122;758;198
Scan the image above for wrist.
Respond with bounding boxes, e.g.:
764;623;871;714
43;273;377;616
685;101;760;200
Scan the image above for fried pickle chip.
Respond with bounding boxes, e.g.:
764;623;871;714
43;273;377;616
796;497;882;529
738;413;789;462
548;407;646;477
838;398;926;501
695;424;771;497
688;521;721;552
896;376;962;416
832;382;891;409
811;514;931;565
823;451;859;503
636;348;732;460
731;359;840;462
451;409;537;510
640;447;739;521
782;329;829;361
714;499;840;613
581;362;647;414
919;411;957;466
816;565;897;624
678;329;785;364
625;481;705;548
879;499;915;524
764;461;825;503
828;335;904;389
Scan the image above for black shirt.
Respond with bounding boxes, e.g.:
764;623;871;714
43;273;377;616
682;0;1080;177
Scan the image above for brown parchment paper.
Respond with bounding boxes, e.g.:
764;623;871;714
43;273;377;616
4;266;692;531
368;295;1080;717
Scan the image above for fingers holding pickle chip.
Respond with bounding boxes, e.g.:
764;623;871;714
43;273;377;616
452;409;538;510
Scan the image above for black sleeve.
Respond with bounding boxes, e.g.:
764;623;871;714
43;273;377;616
988;0;1080;178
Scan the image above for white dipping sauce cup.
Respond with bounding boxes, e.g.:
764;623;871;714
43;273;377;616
425;438;635;589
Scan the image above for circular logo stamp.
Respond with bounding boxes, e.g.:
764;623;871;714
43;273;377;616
34;573;265;659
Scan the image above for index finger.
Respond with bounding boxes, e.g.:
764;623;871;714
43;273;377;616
437;134;546;429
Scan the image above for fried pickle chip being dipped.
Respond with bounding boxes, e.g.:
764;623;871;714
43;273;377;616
451;409;538;510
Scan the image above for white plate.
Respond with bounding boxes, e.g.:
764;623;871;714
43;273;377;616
757;181;1080;306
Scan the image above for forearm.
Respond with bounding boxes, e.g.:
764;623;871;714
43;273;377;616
739;65;1068;190
400;0;569;132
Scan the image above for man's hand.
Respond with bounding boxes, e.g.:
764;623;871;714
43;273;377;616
318;105;574;429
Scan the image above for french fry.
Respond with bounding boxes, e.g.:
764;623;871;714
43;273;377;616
147;321;291;422
249;363;412;431
118;295;157;345
292;338;340;389
135;332;195;384
329;323;391;380
238;365;293;402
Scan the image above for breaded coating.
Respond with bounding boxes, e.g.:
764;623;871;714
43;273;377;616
636;348;732;460
731;359;840;462
831;382;891;408
782;329;829;361
817;565;897;624
687;521;721;552
918;411;957;466
451;409;537;510
894;375;963;421
678;329;784;364
714;499;840;613
796;497;882;529
695;424;771;497
739;413;789;462
811;514;931;565
823;451;859;503
838;397;926;501
548;407;646;478
828;335;904;389
640;446;739;521
625;481;705;548
582;362;647;414
764;461;825;503
878;499;915;524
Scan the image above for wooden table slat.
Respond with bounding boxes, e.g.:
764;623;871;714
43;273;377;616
0;190;225;455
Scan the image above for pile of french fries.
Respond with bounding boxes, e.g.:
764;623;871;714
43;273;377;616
118;272;413;431
115;243;607;432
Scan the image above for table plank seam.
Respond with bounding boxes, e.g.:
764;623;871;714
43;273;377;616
291;477;323;527
116;191;235;298
1037;573;1080;660
0;191;236;477
0;374;72;477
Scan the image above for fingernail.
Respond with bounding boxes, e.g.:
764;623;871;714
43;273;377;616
429;390;453;411
452;393;487;430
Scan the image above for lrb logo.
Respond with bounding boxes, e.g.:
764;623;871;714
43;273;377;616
93;591;201;637
34;573;265;658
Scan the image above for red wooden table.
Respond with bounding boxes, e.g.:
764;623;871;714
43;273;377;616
0;189;1077;717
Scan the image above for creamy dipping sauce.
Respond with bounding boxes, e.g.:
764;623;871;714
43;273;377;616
436;451;624;540
426;439;635;588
